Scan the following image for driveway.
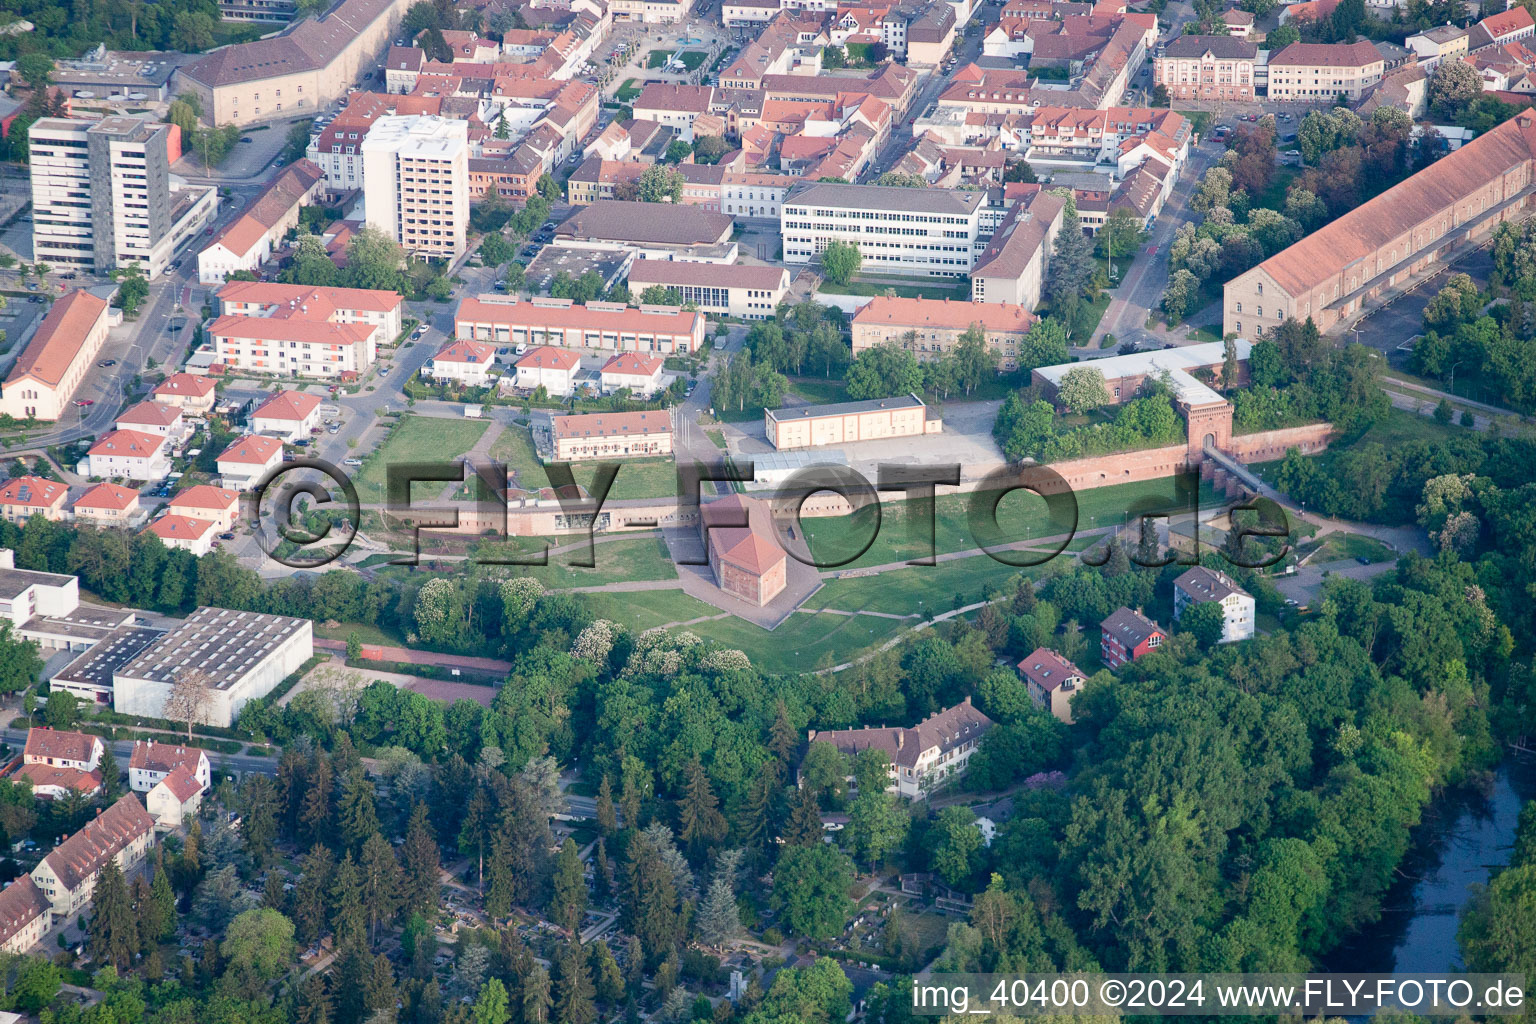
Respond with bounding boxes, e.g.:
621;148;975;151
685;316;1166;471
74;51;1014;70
1344;245;1495;365
1274;557;1397;605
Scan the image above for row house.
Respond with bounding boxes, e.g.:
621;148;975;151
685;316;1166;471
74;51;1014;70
455;296;707;354
30;794;155;922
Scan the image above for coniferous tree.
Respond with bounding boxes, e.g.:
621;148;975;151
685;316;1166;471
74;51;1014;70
588;941;625;1006
459;785;495;890
768;700;798;769
359;830;405;942
87;859;137;971
553;942;597;1024
241;773;280;867
277;746;307;840
301;754;334;847
695;875;740;948
97;743;122;800
550;838;587;933
294;972;333;1024
294;843;334;947
402;802;441;916
677;756;726;859
595;775;617;834
338;765;380;851
148;858;178;942
362;952;397;1021
783;785;824;848
591;840;613;905
618;769;643;835
522;965;553;1024
330;851;366;950
179;818;203;891
736;772;773;859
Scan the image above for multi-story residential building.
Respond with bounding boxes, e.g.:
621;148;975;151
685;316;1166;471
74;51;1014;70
151;374;218;415
0;878;52;954
147;767;205;830
173;0;414;126
128;740;213;794
116;401;187;441
198;159;326;284
20;728;105;800
30;794;154;922
1153;35;1258;101
632;84;714;141
210;282;402;378
1100;606;1165;668
165;485;242;533
216;435;285;490
360;115;470;259
551;410;674;461
145;514;219;556
1224;110;1536;338
598;353;666;396
1016;647;1088;723
514;347;582;396
29;116;218;279
455;296;708;355
719;172;804;221
72;483;143;529
625;260;789;319
851;296;1038;370
765;393;939;450
428;339;500;386
806;697;994;798
1470;6;1536;50
610;0;695;22
84;430;171;483
1266;41;1386;101
0;477;69;524
781;181;988;277
970;189;1068;308
0;289;112;422
1405;24;1469;67
1173;566;1256;643
250;390;323;441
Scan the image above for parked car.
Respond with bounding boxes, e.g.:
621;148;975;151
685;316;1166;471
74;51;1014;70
74;399;94;407
343;458;364;467
98;359;117;367
220;532;236;541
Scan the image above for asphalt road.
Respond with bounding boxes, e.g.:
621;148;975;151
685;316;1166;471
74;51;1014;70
0;728;278;777
1345;244;1495;366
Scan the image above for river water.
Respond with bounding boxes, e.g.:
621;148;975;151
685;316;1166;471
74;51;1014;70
1324;756;1536;973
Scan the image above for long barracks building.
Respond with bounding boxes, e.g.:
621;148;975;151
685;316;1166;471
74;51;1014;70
1224;109;1536;338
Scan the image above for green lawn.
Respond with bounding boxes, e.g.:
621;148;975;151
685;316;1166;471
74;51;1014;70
312;620;402;646
1251;166;1300;215
1301;531;1396;565
678;50;708;70
353;415;491;500
1176;110;1215;138
687;611;911;675
1351;406;1466;446
615;78;642;102
587;458;680;501
646;49;676;68
799;477;1227;573
511;534;679;588
819;276;971;301
490;424;543;486
580;588;720;631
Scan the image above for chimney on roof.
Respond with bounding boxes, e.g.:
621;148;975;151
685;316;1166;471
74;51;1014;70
895;731;904;750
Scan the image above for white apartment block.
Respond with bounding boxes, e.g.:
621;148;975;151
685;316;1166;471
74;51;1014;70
1173;566;1255;643
210;281;402;378
361;114;470;259
781;181;988;277
29;116;218;280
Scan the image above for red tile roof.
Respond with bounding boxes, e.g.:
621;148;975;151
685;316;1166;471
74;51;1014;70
218;434;284;465
552;410;672;441
1017;647;1085;692
853;295;1039;333
167;484;239;512
1268;40;1384;67
117;400;184;429
88;429;166;459
217;280;404;314
129;740;207;775
2;290;109;389
23;728;101;764
599;352;665;377
0;877;50;948
515;345;581;371
433;338;497;365
0;476;67;509
252;390;323;422
41;794;153;891
74;482;139;512
152;374;217;400
156;764;204;803
702;493;786;576
16;762;103;796
147;514;217;544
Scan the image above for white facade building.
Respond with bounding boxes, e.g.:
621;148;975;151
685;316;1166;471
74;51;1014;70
361;115;470;259
1173;566;1255;643
84;429;171;482
781;181;988;277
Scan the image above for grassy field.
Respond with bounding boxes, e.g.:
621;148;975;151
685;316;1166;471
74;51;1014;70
717;378;851;423
687;611;911;674
1302;531;1396;565
580;588;720;631
615;78;642;101
489;424;543;487
799;477;1227;572
812;558;1036;617
510;534;679;588
354;415;491;500
819;276;971;300
646;49;675;68
678;50;708;70
586;458;679;500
